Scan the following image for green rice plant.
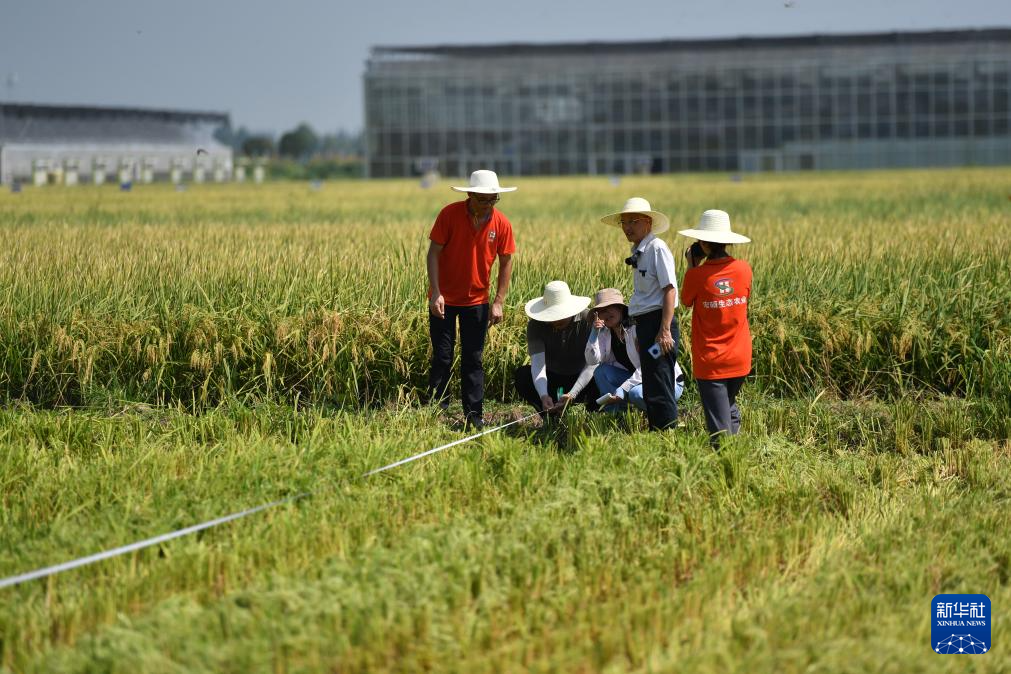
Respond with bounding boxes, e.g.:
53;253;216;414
0;395;1008;672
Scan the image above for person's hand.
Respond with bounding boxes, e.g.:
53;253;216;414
600;393;620;406
548;394;572;415
540;394;555;413
658;327;675;355
429;293;445;319
592;313;605;330
684;246;699;269
489;301;504;326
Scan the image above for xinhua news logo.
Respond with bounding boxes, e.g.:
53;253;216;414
932;594;991;654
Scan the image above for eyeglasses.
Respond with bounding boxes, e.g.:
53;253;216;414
470;194;500;205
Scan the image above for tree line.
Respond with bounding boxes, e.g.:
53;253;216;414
215;123;363;161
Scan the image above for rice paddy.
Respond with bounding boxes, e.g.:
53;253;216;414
1;168;1009;672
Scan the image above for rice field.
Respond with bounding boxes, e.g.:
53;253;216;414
1;169;1009;672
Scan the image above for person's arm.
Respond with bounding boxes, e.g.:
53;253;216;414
427;241;445;319
585;317;606;365
680;269;696;310
685;245;704;269
658;285;676;354
564;362;598;401
490;253;512;326
530;351;553;411
653;244;678;355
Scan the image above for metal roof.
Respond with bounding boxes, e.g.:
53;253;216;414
0;102;230;146
372;27;1011;60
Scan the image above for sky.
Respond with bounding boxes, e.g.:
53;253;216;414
1;0;1008;136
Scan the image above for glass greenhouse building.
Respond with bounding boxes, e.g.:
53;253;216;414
363;29;1011;177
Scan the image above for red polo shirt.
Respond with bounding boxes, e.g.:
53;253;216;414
681;256;752;380
429;200;516;307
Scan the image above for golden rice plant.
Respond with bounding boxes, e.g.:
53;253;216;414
0;168;1007;410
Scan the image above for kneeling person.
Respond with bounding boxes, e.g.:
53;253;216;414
588;288;684;412
514;281;600;414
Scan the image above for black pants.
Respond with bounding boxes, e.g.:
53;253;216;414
428;303;488;416
696;376;746;448
513;365;600;413
633;309;681;431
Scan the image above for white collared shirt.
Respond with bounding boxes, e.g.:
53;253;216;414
585;324;642;396
584;324;684;399
628;232;679;316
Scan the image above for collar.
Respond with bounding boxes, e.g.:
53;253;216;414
703;255;735;266
466;199;494;226
632;232;657;254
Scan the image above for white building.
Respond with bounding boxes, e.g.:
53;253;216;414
0;103;233;185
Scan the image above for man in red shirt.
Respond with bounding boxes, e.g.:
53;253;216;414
679;210;752;448
427;170;517;429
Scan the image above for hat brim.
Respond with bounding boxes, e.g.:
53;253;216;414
592;298;627;311
600;209;670;235
524;295;591;322
676;228;751;244
451;185;518;194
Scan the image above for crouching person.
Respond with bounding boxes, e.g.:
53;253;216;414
588;288;684;413
514;281;600;415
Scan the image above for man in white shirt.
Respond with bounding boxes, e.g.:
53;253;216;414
600;198;682;431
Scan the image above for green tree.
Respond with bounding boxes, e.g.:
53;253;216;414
241;135;275;158
278;123;319;160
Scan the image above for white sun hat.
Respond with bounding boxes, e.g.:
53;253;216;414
524;281;591;322
599;197;671;235
677;209;751;244
451;169;517;194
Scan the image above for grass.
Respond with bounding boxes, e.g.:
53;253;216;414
0;168;1010;672
1;396;1009;672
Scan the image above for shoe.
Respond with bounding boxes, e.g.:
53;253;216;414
464;413;485;431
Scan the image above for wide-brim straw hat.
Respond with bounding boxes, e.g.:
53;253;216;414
678;209;751;244
599;197;670;235
451;169;517;194
524;280;591;322
592;288;627;311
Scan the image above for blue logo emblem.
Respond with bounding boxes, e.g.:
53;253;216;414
932;594;990;654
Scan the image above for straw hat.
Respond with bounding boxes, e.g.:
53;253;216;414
592;288;627;311
451;169;517;194
599;197;670;235
524;281;591;322
677;209;751;244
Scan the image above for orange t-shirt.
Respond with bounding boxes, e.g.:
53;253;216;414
429;200;516;307
680;257;752;380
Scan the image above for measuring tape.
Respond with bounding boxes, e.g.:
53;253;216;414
0;411;541;590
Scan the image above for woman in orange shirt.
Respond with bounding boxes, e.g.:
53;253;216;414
678;210;752;448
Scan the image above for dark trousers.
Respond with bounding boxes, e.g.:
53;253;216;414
633;309;681;431
428;303;489;416
513;365;600;413
696;376;746;448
